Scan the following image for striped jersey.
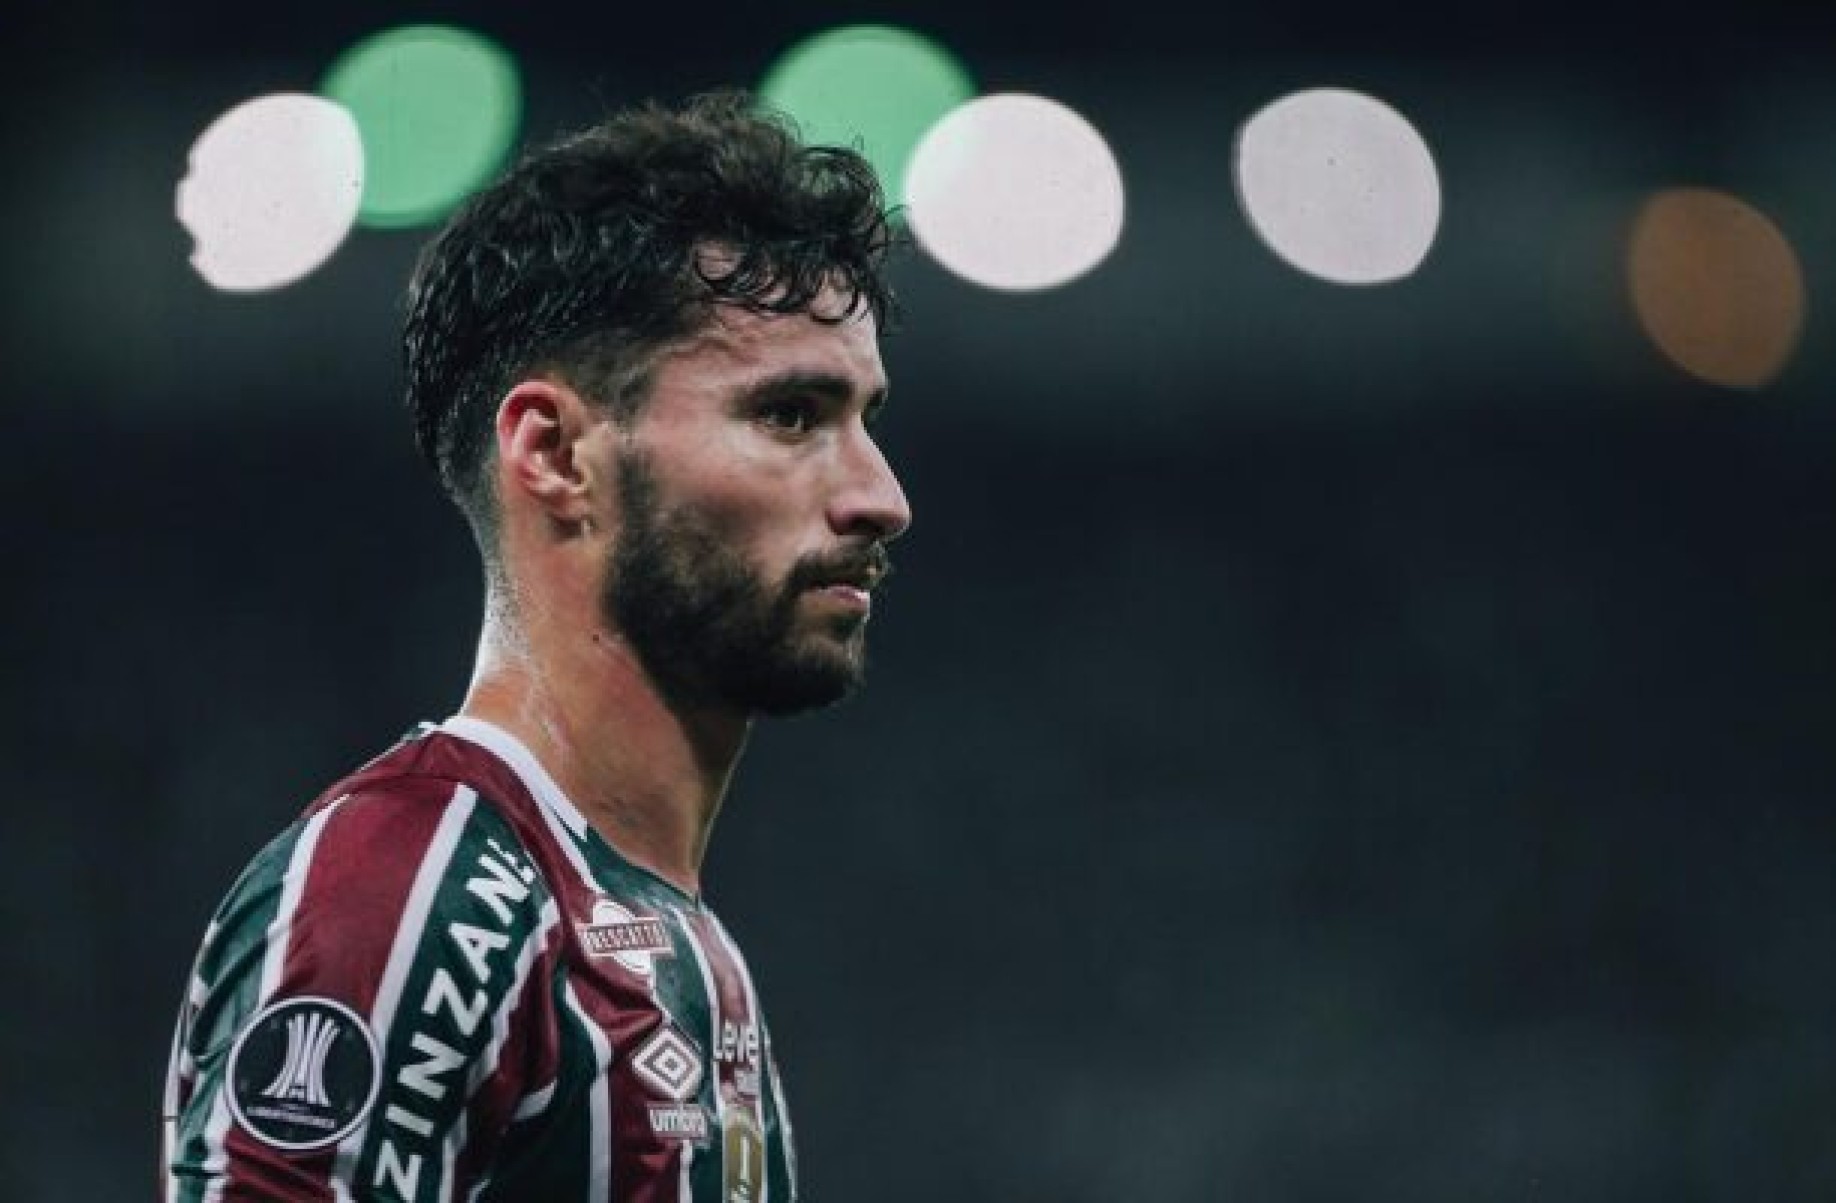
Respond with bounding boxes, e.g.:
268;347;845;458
162;715;799;1202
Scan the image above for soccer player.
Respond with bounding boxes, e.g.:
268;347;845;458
160;90;911;1201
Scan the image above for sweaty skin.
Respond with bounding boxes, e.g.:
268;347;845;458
461;292;911;897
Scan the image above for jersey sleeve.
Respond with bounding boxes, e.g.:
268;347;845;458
161;781;564;1202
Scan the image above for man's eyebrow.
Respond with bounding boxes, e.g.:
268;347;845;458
741;370;890;414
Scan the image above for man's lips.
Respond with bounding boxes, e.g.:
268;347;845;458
797;553;889;618
797;553;891;593
812;582;873;614
806;570;882;591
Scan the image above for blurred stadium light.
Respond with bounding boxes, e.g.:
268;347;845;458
321;24;522;230
904;92;1126;291
1233;87;1442;286
176;93;363;292
1627;187;1806;389
79;16;1831;414
758;24;975;214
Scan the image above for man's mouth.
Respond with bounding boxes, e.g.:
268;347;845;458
815;582;872;611
797;550;891;618
799;551;891;593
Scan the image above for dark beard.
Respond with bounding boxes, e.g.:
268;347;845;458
603;447;877;716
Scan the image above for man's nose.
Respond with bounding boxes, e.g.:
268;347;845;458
829;428;912;543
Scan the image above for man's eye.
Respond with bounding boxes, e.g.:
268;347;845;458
759;400;814;434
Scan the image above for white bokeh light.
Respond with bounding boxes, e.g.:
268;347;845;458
904;93;1125;291
1233;88;1441;285
176;93;365;292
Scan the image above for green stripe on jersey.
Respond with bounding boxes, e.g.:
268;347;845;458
352;800;554;1201
188;819;310;1053
167;818;311;1201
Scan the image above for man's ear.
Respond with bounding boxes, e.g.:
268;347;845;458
494;378;602;525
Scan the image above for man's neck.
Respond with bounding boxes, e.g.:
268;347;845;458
458;612;751;898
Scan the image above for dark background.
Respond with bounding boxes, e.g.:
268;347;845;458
4;1;1832;1199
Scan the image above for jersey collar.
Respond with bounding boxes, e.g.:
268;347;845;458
437;714;591;842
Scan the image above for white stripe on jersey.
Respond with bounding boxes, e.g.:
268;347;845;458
440;715;591;841
528;781;603;895
161;918;221;1201
560;978;614;1203
162;916;219;1203
200;796;349;1203
161;1023;184;1203
163;919;219;1114
442;717;605;901
672;907;725;1203
511;1081;556;1123
329;785;478;1196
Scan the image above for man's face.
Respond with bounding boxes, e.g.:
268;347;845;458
599;295;911;716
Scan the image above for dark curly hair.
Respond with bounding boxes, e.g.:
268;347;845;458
402;89;899;548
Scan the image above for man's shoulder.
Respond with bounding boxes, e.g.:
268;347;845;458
309;723;561;888
171;732;568;1186
199;727;562;986
302;721;528;816
217;724;553;916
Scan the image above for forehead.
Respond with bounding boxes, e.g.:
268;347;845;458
645;293;886;407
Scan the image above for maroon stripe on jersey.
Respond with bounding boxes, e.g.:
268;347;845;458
217;782;458;1202
516;831;683;1203
431;730;694;1203
281;783;457;1004
400;729;631;1200
335;731;544;842
419;730;689;1201
414;727;579;1148
434;726;639;1197
338;729;577;1192
601;988;688;1202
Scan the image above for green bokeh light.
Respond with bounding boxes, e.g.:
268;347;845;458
322;25;521;229
760;25;975;213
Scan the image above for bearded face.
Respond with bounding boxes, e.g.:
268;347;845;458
603;445;890;716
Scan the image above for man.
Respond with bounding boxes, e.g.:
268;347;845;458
161;90;912;1201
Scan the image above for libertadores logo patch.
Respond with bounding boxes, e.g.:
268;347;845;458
227;996;380;1151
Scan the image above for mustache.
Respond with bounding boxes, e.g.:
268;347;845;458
787;544;894;592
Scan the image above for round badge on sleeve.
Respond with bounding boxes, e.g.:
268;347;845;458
226;995;381;1151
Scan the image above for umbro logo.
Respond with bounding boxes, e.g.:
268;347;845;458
631;1023;703;1102
647;1102;710;1143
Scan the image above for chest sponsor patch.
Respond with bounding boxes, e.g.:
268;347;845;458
226;996;380;1151
575;897;674;977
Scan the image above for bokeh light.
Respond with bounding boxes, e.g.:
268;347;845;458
759;24;975;212
176;93;364;292
1233;87;1441;285
321;24;521;229
904;93;1125;292
1627;188;1806;390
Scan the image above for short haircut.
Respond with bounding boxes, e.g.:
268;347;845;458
402;89;898;549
